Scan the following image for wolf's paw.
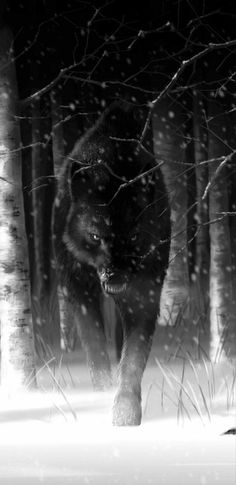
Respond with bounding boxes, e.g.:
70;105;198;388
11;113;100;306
112;390;141;426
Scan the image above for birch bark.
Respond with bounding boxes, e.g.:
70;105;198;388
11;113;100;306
153;97;189;326
0;26;36;393
208;100;232;362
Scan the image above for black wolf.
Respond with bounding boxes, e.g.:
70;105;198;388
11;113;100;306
52;104;170;425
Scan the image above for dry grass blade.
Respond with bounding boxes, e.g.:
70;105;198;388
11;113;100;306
26;357;56;389
177;358;191;423
229;368;236;407
166;366;205;425
43;360;77;421
201;354;214;401
161;377;165;411
143;381;178;416
186;351;211;420
155;358;175;391
155;357;204;423
185;379;205;425
65;362;76;388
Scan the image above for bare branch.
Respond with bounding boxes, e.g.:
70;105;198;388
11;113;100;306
128;21;172;50
140;38;236;143
105;162;164;206
202;152;235;200
19;65;75;107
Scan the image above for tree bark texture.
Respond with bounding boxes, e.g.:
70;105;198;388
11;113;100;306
0;26;36;393
193;89;209;280
51;91;75;351
31;98;45;309
208;99;232;362
153;96;190;326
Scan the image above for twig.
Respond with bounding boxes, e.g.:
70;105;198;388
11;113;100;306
43;360;77;421
140;38;236;143
202;151;235;200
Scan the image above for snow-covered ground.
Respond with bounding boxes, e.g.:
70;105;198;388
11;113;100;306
0;337;235;485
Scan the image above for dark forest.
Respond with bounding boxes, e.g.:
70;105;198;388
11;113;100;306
0;1;236;482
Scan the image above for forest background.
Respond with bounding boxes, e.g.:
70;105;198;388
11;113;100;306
0;0;236;393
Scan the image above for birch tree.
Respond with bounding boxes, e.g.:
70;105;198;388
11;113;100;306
0;26;36;394
193;89;209;282
207;99;232;362
51;91;76;351
153;96;190;326
31;98;44;320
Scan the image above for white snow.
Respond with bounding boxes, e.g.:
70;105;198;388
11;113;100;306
0;341;235;485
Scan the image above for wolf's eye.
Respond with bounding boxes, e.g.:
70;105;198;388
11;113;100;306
89;233;101;244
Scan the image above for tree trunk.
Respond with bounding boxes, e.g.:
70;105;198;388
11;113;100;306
153;96;190;326
50;91;65;178
193;90;209;280
0;26;36;394
208;99;232;362
31;98;44;322
50;91;75;351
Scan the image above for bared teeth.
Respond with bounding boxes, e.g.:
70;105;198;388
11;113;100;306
104;282;127;294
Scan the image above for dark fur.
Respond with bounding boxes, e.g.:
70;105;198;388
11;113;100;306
52;104;170;425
